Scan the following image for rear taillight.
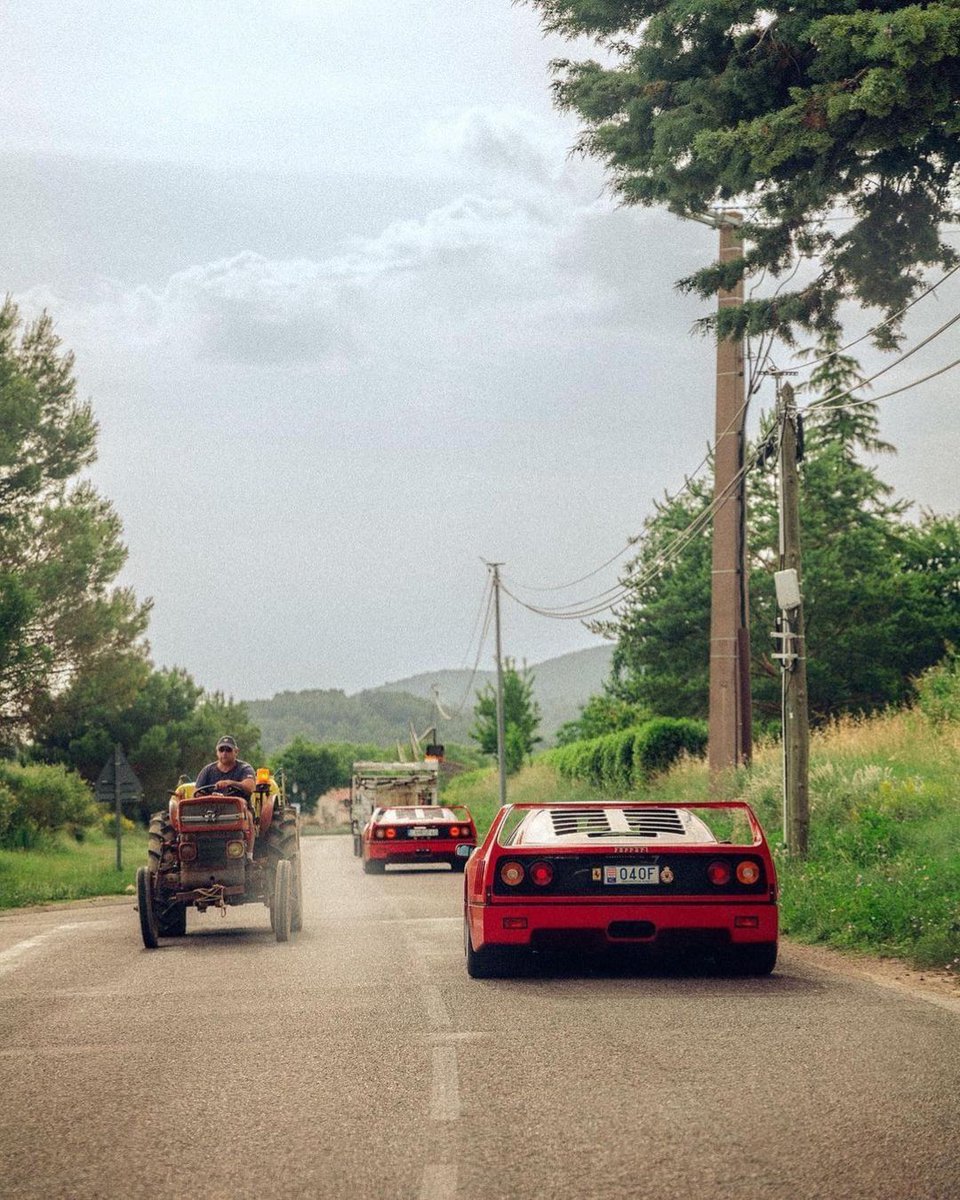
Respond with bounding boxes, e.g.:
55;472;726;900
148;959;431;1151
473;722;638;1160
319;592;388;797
736;860;761;885
385;827;396;840
449;825;460;837
375;829;384;839
179;841;197;862
707;860;731;886
225;840;245;859
499;860;525;887
529;861;554;887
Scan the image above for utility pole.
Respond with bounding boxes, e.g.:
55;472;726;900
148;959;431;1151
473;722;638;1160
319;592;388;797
704;211;752;773
775;381;809;854
487;561;508;808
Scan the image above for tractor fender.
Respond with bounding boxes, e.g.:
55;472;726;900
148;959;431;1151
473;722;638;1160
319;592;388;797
169;796;180;830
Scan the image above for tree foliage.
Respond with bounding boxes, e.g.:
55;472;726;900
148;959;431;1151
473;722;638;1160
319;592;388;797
601;349;960;723
556;692;651;745
528;0;960;345
269;737;341;814
471;659;543;773
0;299;151;743
33;665;262;816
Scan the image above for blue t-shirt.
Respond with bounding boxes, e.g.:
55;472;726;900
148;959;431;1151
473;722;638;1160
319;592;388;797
194;759;255;793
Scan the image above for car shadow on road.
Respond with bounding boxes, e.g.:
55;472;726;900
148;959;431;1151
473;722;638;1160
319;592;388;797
491;950;824;994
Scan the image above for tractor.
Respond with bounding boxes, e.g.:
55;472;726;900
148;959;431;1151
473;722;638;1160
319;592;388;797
136;766;303;947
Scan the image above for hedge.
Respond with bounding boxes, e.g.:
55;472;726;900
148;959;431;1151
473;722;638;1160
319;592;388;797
542;717;707;791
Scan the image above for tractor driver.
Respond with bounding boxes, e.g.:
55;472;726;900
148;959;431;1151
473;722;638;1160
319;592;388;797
194;736;255;802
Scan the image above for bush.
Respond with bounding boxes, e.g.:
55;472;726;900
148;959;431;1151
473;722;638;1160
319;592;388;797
633;718;708;783
0;761;98;849
541;717;707;791
915;649;960;725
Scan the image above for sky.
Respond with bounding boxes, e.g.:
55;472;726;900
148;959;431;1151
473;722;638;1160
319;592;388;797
3;1;958;703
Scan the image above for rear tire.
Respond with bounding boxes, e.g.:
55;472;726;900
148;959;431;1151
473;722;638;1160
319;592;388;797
136;867;159;949
450;858;467;873
363;858;385;875
274;858;292;942
464;918;513;979
729;941;778;976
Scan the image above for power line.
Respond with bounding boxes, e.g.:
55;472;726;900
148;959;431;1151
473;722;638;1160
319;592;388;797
803;351;960;415
802;304;960;415
788;261;960;374
501;455;758;621
504;256;960;606
443;578;496;717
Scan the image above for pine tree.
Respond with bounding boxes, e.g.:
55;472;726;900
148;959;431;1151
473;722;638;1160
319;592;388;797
527;1;960;346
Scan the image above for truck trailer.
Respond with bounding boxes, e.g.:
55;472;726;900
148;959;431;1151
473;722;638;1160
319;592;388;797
349;761;440;856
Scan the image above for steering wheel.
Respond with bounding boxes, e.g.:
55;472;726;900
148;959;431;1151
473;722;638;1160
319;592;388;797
194;784;246;798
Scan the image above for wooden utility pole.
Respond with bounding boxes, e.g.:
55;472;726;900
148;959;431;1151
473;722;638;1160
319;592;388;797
777;382;809;854
488;562;508;808
708;213;752;773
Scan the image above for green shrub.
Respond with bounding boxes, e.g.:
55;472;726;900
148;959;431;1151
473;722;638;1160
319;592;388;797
0;761;98;849
632;718;708;783
915;649;960;724
541;718;707;791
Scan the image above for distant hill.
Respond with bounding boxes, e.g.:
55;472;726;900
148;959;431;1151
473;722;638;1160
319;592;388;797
246;643;614;755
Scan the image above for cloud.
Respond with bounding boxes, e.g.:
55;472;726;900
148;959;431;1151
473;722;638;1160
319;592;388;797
416;106;568;185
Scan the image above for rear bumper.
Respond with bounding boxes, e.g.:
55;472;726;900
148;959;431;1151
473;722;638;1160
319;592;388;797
468;899;778;951
365;840;475;863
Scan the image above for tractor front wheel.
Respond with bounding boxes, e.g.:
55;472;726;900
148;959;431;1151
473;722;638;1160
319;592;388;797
273;858;292;942
291;856;304;933
136;867;159;949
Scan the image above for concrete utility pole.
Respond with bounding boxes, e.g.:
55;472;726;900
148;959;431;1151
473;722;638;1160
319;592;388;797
707;212;752;773
776;382;810;855
488;562;508;808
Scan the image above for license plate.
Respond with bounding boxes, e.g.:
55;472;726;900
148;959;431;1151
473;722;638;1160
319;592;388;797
604;864;659;885
409;826;438;838
455;843;472;858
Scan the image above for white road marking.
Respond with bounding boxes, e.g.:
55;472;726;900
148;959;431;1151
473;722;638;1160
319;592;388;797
0;923;87;978
418;1163;458;1200
430;1045;461;1121
422;984;452;1030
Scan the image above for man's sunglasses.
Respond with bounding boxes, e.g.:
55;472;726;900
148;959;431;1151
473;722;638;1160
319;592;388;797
217;745;236;753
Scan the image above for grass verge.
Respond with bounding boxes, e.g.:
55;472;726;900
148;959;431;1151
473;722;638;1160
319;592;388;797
0;828;148;909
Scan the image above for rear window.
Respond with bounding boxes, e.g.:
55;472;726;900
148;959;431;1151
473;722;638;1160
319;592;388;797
503;805;758;847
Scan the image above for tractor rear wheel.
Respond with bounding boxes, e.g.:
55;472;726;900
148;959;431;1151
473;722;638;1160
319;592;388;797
136;867;159;949
273;858;292;942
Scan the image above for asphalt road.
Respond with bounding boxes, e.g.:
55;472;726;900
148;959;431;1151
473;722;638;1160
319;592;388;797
2;836;958;1200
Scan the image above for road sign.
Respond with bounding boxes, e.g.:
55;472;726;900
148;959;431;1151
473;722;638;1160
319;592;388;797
97;745;143;872
96;746;142;804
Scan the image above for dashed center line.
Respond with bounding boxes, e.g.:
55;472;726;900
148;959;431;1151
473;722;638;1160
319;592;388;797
418;1162;458;1200
422;983;452;1029
0;923;88;978
429;1045;461;1121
